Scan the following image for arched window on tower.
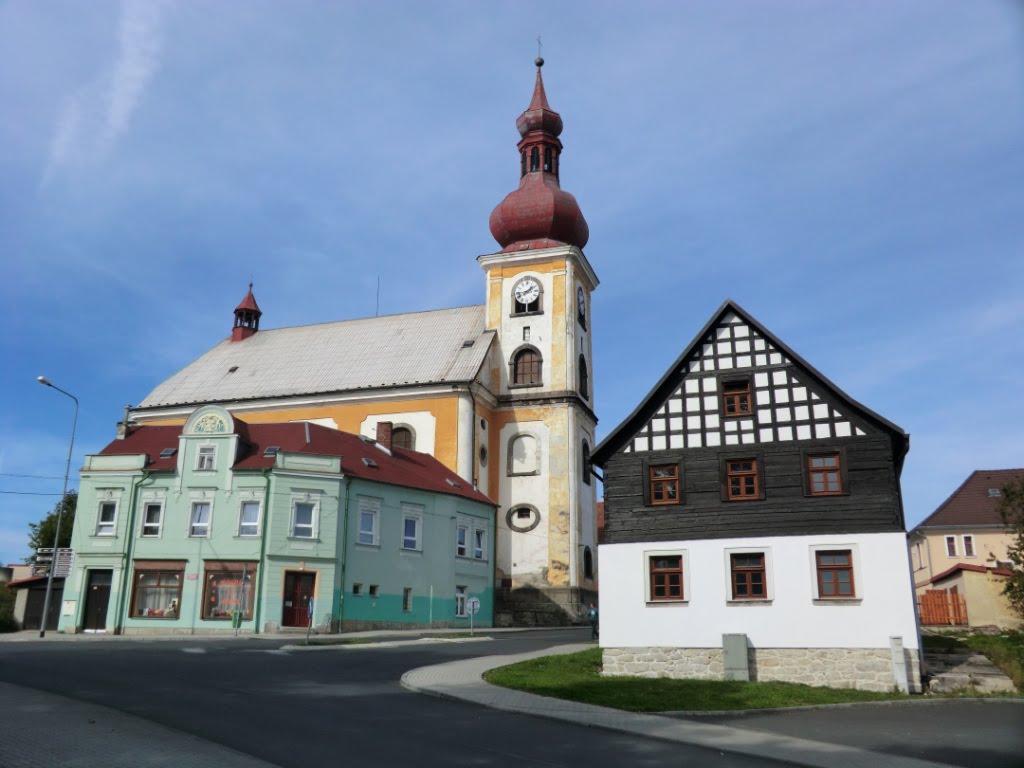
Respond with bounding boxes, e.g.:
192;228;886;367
543;147;552;172
511;347;542;386
391;426;414;451
583;546;594;581
582;440;591;486
530;146;540;172
578;355;589;400
521;150;527;178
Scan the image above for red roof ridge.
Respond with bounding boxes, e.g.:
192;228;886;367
929;562;1014;584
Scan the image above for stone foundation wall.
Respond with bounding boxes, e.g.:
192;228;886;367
494;586;598;627
603;646;922;693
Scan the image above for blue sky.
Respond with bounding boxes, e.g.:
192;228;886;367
2;1;1022;564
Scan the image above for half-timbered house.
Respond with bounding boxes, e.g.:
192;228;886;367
591;300;922;692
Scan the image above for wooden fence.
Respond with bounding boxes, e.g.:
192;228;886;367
917;589;968;626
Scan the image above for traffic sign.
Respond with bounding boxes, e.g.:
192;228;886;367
466;597;481;615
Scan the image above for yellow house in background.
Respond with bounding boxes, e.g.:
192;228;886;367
908;468;1022;629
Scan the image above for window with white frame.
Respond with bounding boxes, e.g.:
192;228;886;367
402;587;413;612
809;544;861;601
358;497;380;545
96;501;117;536
645;550;688;602
455;585;467;617
726;548;772;601
473;528;486;560
401;504;423;550
189;502;211;537
141;502;162;537
963;535;975;558
945;535;957;557
238;501;260;537
456;524;468;557
291;501;316;539
196;445;216;471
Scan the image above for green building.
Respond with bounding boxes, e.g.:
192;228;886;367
58;406;495;634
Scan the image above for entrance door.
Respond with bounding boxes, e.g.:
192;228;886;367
83;570;113;632
282;572;316;628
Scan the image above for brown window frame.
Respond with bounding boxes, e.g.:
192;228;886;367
648;554;684;601
721;379;752;418
131;568;184;619
649;464;680;506
725;458;760;501
807;452;843;496
963;535;975;557
511;347;543;387
815;550;855;598
945;535;957;557
730;552;767;600
391;426;414;450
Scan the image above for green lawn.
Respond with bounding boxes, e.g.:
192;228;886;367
922;631;1024;690
483;648;913;712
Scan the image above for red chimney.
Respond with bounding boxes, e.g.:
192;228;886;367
376;421;393;452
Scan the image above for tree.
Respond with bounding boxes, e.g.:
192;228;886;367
26;491;77;563
998;477;1024;620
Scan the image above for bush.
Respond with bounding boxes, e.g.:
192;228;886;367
0;585;18;632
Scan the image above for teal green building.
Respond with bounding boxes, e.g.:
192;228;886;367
58;406;496;634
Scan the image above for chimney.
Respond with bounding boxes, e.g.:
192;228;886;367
116;404;134;440
376;421;393;452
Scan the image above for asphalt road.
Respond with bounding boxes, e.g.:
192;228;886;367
0;629;791;768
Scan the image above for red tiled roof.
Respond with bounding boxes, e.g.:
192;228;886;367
914;469;1024;530
929;563;1013;584
94;421;495;506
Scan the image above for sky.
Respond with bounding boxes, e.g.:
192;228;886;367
2;1;1022;565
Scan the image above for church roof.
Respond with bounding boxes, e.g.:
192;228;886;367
138;305;494;409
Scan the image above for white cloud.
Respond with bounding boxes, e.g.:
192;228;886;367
42;0;172;184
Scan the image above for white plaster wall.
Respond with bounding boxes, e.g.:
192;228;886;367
577;418;598;584
359;411;436;456
456;394;474;484
497;420;551;583
600;532;919;650
496;270;554;394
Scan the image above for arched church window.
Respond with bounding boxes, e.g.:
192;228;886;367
530;146;540;172
543;147;552;172
521;150;527;178
578;355;589;400
507;433;540;476
511;347;542;387
583;546;594;580
391;426;414;451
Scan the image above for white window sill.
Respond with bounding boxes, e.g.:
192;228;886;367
646;599;688;606
812;598;862;606
356;541;380;549
727;599;773;606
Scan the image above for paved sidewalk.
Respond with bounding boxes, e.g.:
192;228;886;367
0;681;278;768
401;643;960;768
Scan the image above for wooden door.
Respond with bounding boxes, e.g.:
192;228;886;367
282;572;316;628
83;570;113;632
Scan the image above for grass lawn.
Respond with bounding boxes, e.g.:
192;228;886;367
922;631;1024;689
483;648;913;712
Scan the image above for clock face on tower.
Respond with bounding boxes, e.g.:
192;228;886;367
577;286;587;328
514;278;541;306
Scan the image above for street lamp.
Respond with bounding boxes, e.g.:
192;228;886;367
36;375;78;638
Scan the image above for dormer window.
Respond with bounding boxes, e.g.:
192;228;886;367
196;446;215;471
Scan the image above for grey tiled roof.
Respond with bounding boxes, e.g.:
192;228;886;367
139;305;493;408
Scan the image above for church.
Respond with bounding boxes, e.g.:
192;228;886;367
128;58;600;625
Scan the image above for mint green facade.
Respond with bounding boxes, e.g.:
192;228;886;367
58;406;495;635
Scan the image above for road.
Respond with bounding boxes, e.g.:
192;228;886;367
0;629;790;767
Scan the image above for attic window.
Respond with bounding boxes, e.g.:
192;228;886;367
228;366;239;373
988;488;1002;498
462;339;475;348
446;478;461;488
159;448;177;459
362;457;378;468
263;446;279;458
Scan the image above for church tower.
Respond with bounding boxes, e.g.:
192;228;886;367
478;59;599;622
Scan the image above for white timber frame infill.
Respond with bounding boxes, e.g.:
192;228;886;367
625;313;867;453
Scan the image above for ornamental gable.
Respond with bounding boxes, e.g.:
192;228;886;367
624;310;870;454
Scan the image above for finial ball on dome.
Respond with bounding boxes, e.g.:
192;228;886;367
535;56;544;67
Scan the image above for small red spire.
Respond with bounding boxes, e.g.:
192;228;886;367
489;58;589;253
231;282;262;342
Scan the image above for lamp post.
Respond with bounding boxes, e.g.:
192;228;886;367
36;375;78;638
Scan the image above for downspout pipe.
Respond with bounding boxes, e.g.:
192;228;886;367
337;474;351;631
253;468;272;634
114;470;152;634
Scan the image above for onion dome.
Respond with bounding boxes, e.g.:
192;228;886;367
489;58;589;252
231;282;262;342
